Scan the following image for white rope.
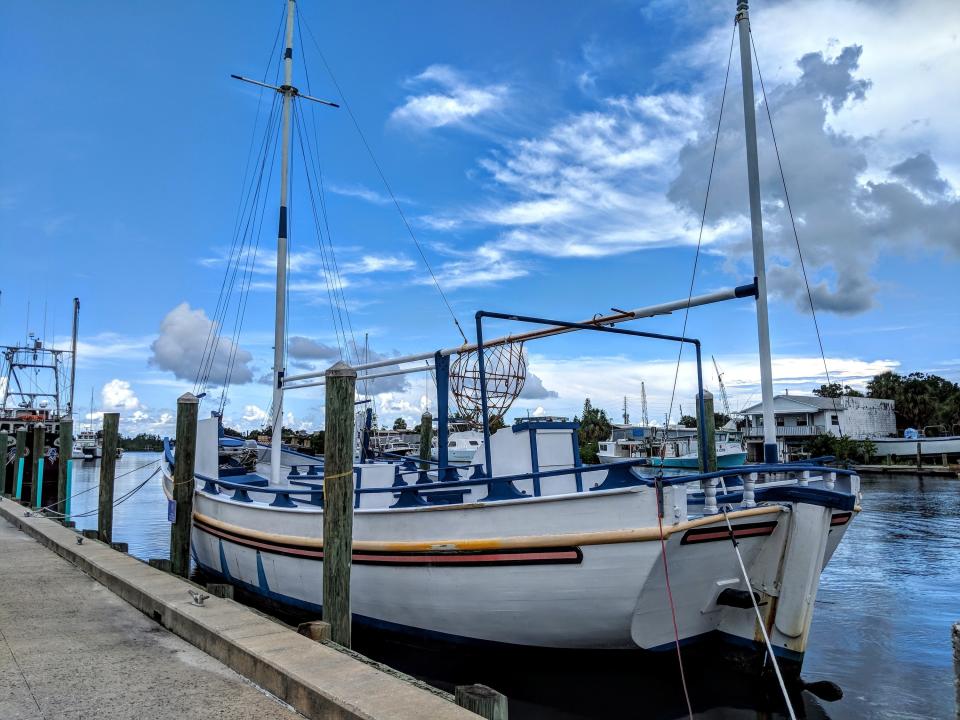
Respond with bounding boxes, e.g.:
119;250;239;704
721;508;797;720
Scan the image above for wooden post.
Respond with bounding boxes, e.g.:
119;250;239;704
697;390;717;473
170;393;199;578
14;428;27;500
952;622;960;713
30;424;46;509
0;431;8;495
323;361;356;648
57;419;73;519
455;685;508;720
419;411;433;471
98;413;119;544
916;440;922;470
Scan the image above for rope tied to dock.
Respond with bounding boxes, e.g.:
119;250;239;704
32;458;161;516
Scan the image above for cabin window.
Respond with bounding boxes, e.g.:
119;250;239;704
831;414;839;426
448;441;456;447
468;440;479;446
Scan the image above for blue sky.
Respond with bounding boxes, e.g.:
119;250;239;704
1;0;958;434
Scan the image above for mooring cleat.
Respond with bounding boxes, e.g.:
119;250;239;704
188;590;210;607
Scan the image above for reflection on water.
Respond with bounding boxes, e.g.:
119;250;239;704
69;451;168;559
71;461;957;719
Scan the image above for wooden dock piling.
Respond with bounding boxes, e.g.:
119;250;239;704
98;413;119;544
14;428;26;500
455;684;508;719
30;424;45;509
697;390;717;473
323;361;357;648
0;431;8;495
170;393;199;578
419;411;433;471
57;419;73;519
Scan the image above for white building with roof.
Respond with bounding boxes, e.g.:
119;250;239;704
740;393;896;461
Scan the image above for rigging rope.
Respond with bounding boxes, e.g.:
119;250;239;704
749;30;844;437
660;22;737;460
657;507;695;719
297;12;469;344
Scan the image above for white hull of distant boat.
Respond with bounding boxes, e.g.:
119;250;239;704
431;430;484;464
165;419;858;663
869;435;960;457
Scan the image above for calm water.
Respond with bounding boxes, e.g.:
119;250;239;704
67;456;959;719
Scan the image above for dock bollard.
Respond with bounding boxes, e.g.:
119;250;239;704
58;419;73;520
170;393;199;578
455;684;508;719
31;424;46;509
323;361;356;648
98;413;119;543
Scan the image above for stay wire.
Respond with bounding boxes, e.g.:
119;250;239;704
195;11;285;394
296;16;360;364
749;30;843;435
292;101;351;359
297;13;468;344
661;21;737;463
655;23;736;720
721;507;797;720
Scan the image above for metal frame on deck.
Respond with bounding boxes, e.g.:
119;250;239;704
473;310;709;485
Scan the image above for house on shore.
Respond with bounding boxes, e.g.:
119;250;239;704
741;393;896;461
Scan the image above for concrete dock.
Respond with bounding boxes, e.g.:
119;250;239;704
0;502;477;720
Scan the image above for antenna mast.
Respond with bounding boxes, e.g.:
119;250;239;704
712;355;732;418
640;382;649;427
622;396;629;425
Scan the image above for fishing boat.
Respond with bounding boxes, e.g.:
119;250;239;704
868;428;960;459
1;299;80;503
431;427;484;464
598;426;747;468
163;0;859;679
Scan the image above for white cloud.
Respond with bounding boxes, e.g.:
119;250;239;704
341;255;416;274
242;404;268;424
391;64;508;129
149;303;254;386
101;379;140;410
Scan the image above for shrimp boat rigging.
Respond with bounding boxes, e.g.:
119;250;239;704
164;0;859;676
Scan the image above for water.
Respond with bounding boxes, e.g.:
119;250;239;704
67;460;959;718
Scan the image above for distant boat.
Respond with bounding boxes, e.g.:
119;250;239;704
869;428;960;458
431;427;484;464
599;426;747;468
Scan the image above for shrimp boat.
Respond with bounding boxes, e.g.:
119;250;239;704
163;0;859;677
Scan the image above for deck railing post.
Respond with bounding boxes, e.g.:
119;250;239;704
798;469;810;487
703;478;719;515
825;471;836;490
323;361;357;648
30;424;46;509
57;419;73;520
743;472;757;508
170;393;199;578
98;413;119;543
419;411;433;472
0;431;8;495
14;428;27;500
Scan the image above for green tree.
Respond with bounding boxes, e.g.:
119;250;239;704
679;415;697;428
392;417;408;431
488;415;506;433
575;398;612;464
813;383;863;398
867;371;960;432
714;413;731;428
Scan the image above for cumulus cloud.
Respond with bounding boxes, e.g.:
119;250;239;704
101;379;140;410
519;370;559;400
391;65;508;129
287;336;341;361
149;303;254;385
668;45;959;314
